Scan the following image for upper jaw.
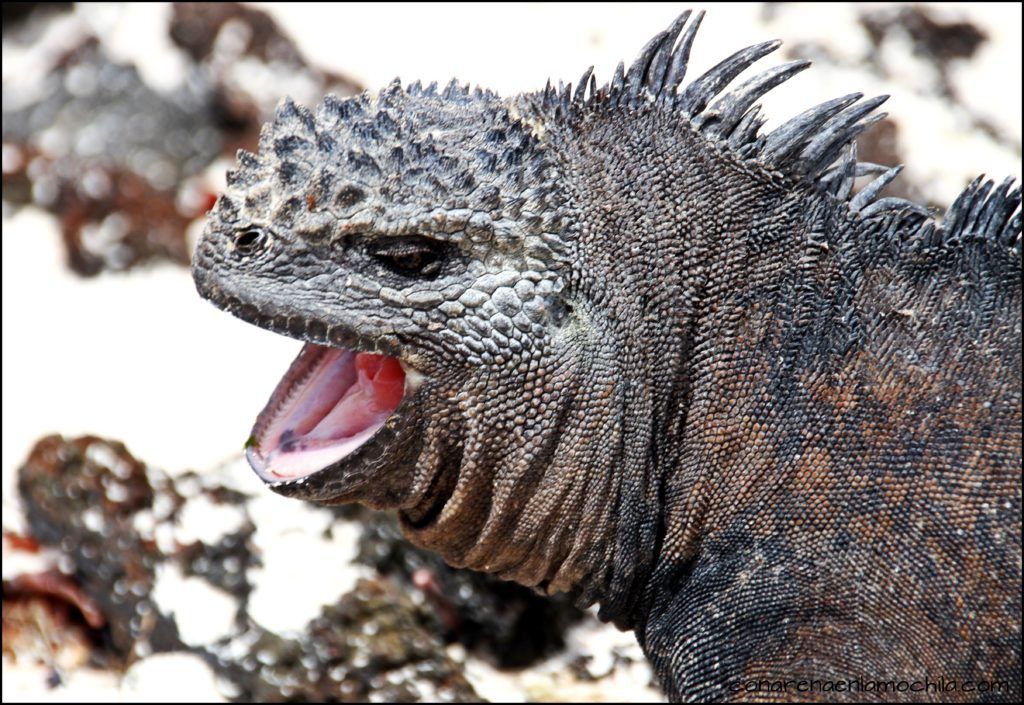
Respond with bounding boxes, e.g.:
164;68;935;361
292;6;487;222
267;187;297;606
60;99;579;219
192;262;406;357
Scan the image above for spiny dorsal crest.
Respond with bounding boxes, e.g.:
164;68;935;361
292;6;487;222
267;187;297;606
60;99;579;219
551;10;1021;255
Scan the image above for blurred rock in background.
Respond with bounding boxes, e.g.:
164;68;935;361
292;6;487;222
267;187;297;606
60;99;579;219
2;3;361;276
9;434;600;701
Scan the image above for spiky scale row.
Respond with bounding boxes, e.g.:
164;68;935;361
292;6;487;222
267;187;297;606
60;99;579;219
944;176;1023;252
573;11;920;220
646;11;690;95
825;143;859;202
625;28;671;102
860;196;930;220
662;10;704;98
552;10;1019;253
797;95;889;177
695;59;810;139
573;67;593;104
678;40;781;117
761;93;862;163
849;165;903;212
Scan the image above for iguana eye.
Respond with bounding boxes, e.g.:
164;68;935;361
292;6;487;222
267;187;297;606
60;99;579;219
233;228;268;256
369;237;443;277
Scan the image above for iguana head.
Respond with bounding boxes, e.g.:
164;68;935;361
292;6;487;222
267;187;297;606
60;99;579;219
192;79;581;524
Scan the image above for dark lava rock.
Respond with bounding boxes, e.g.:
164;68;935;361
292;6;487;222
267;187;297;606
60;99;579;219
205;579;478;702
172;2;317;66
1;142;203;275
16;436;481;701
2;38;219;275
2;536;106;679
1;2;71;31
169;2;362;155
860;5;987;68
16;433;585;697
2;579;97;684
3;38;221;191
17;435;183;663
859;5;988;101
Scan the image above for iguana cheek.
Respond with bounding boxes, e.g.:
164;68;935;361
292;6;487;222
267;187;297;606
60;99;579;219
246;343;408;481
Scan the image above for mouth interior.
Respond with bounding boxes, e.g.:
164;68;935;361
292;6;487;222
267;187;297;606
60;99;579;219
247;343;406;482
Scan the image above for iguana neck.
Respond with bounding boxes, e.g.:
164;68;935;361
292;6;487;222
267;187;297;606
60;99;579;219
549;102;853;628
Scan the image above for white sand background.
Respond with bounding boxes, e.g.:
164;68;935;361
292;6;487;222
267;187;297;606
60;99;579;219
2;3;1021;702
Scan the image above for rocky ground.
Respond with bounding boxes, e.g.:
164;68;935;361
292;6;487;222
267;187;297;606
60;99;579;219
2;2;1020;702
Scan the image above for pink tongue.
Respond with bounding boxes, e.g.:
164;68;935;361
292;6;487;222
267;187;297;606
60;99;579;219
306;354;405;441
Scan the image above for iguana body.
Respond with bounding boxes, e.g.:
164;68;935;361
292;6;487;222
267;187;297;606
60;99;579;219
192;11;1022;702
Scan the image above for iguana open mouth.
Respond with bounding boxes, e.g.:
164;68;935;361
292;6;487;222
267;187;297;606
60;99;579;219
247;343;416;482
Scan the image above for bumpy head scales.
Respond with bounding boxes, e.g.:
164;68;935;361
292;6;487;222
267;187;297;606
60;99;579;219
212;80;568;259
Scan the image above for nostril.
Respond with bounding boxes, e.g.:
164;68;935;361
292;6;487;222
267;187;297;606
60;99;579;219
233;229;267;256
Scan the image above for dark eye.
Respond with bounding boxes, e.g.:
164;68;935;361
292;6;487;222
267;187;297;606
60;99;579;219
233;228;267;256
369;238;443;277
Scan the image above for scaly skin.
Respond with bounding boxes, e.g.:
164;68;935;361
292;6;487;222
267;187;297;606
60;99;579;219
192;11;1022;702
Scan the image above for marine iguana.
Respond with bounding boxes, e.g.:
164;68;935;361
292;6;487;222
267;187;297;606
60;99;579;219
192;10;1022;702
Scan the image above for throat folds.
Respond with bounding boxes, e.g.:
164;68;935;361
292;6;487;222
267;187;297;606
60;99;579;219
398;341;686;630
400;106;719;627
